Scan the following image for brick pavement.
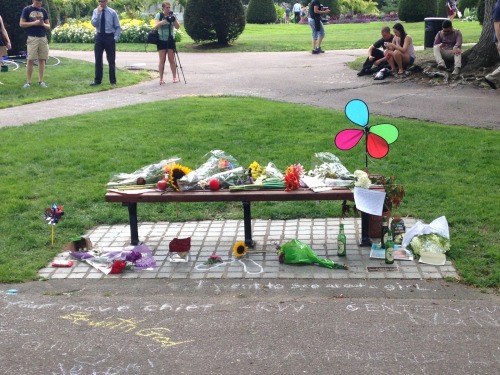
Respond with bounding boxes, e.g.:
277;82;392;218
40;217;458;280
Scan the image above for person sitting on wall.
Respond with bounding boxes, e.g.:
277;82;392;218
357;26;394;77
433;19;462;76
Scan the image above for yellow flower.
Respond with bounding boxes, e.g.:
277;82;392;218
232;241;248;258
169;163;192;191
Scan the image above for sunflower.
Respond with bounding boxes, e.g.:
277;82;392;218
169;163;192;191
232;241;248;258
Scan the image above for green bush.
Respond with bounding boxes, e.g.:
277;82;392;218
437;0;448;18
247;0;278;24
325;0;341;17
477;0;484;25
184;0;245;45
276;5;285;22
398;0;437;22
458;0;479;10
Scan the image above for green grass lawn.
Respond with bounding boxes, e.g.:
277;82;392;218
0;97;498;288
0;58;149;109
50;21;482;53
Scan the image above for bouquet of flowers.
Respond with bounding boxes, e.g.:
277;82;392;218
107;157;180;187
178;150;239;191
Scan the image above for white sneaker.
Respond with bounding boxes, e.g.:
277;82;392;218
23;83;31;88
39;82;47;88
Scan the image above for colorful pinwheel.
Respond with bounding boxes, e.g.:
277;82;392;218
334;100;399;168
44;204;64;245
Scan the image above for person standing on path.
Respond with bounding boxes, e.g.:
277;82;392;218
155;2;180;85
293;1;302;24
308;0;330;54
485;0;500;89
19;0;50;88
90;0;121;86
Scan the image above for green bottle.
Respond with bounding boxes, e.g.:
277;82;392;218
385;230;394;264
381;216;389;249
337;223;346;257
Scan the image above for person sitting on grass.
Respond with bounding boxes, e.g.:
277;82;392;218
357;26;394;77
384;23;416;75
433;19;462;76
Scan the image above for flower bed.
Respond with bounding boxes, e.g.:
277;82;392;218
52;18;183;44
328;13;399;24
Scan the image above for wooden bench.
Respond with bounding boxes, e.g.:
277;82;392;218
105;187;384;247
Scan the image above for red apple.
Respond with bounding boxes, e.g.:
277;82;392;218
209;179;220;191
157;180;168;191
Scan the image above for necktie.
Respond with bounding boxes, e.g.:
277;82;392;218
100;9;105;33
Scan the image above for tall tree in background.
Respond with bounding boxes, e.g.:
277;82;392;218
463;0;499;69
184;0;245;45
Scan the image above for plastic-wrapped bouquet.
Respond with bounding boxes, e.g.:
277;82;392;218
276;240;348;269
107;157;180;187
178;150;239;190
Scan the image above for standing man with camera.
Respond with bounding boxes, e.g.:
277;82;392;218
19;0;50;88
308;2;330;54
155;2;180;85
90;0;121;86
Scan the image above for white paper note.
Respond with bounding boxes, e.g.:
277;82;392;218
353;187;386;216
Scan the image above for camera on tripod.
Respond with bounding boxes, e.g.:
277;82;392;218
166;11;175;22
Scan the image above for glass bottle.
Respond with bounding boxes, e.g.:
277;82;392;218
385;230;394;264
391;215;405;245
381;216;389;249
337;223;346;257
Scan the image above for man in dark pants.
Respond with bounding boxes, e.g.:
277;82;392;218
357;26;393;76
90;0;121;86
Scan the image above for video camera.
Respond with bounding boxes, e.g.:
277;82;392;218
166;11;176;23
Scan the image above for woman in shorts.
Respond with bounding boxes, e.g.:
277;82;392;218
384;23;416;75
155;2;180;85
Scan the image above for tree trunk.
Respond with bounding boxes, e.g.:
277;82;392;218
462;0;500;70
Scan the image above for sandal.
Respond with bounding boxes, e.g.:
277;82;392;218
173;77;179;83
160;79;166;85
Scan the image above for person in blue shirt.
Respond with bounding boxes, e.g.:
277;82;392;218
90;0;121;86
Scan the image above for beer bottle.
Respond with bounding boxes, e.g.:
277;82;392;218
337;223;346;257
381;216;389;248
385;230;394;264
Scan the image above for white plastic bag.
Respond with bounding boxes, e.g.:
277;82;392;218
401;216;449;249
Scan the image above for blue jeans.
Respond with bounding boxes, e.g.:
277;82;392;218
308;18;325;40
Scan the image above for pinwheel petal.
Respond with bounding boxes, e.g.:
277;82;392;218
345;99;369;127
367;133;389;158
335;129;364;150
370;123;399;144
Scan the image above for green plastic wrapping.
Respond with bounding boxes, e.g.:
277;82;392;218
280;240;346;269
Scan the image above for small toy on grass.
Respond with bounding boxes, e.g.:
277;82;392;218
44;203;64;245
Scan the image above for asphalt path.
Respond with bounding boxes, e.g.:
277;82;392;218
1;50;499;374
1;50;499;129
1;279;499;375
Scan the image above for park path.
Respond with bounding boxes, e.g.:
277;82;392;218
1;50;499;129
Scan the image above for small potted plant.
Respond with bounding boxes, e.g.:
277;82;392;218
368;174;405;237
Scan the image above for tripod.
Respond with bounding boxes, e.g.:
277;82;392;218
168;20;186;84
